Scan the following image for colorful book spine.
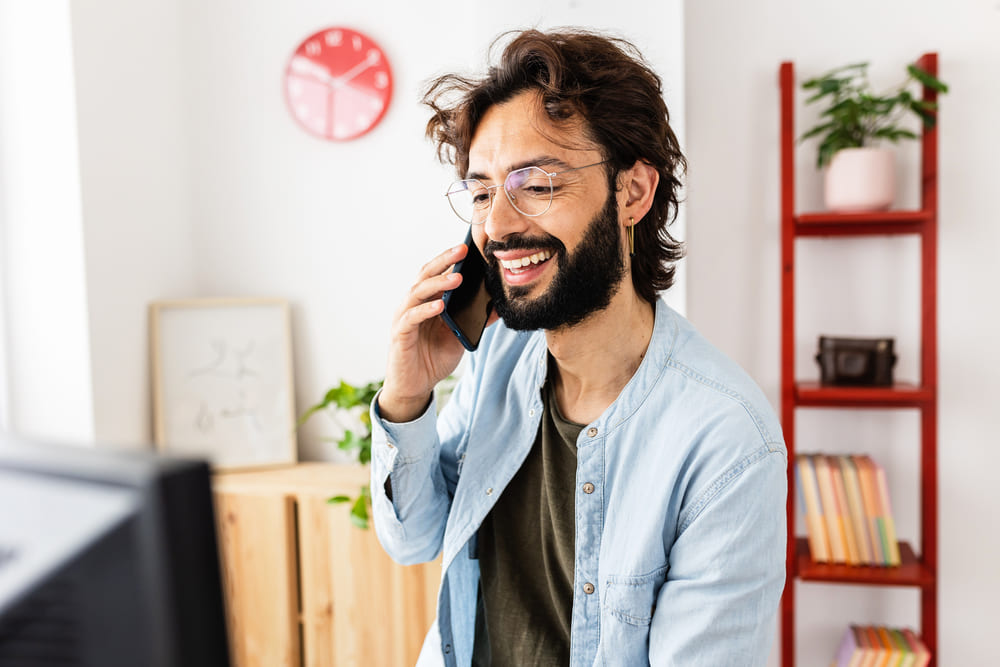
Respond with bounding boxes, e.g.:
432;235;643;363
830;626;930;667
840;456;875;565
853;455;888;565
851;625;875;667
798;454;830;562
873;458;902;566
815;454;848;563
834;623;860;667
831;460;861;565
902;628;931;667
891;628;916;667
877;626;901;666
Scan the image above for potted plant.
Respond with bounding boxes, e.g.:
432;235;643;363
800;60;947;212
299;375;458;529
299;379;382;529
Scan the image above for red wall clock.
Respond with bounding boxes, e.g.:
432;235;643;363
283;27;393;141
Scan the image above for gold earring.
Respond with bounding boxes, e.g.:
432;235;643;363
628;217;635;257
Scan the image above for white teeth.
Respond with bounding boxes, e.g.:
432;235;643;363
500;250;552;271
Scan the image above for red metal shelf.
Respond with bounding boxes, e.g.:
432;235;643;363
795;210;933;237
779;53;939;666
795;538;934;588
794;382;934;408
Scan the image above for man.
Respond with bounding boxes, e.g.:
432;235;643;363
370;29;786;666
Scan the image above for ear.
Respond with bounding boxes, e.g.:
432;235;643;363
616;160;659;226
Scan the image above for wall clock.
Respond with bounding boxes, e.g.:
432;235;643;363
283;27;393;141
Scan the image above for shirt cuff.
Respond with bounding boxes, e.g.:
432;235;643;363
370;388;440;467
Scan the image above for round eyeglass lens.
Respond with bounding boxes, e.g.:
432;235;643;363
505;167;553;216
446;179;490;224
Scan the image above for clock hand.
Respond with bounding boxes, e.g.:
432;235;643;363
289;55;334;84
331;51;380;87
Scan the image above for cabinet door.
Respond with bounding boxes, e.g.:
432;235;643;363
214;491;300;667
297;493;441;667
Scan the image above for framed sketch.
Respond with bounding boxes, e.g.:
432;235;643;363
150;298;297;470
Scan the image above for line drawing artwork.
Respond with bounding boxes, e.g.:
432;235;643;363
152;299;296;469
187;339;264;435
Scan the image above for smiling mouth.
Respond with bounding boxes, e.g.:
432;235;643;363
498;250;554;274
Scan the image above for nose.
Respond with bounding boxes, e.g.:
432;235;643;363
483;185;528;242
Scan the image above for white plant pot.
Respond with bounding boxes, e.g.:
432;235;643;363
823;147;896;213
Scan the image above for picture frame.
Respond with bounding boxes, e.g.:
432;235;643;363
149;298;297;470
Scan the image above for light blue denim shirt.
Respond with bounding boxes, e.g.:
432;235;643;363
370;299;786;666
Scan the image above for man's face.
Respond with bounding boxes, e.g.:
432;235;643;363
467;91;627;331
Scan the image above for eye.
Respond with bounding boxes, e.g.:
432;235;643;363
470;189;491;206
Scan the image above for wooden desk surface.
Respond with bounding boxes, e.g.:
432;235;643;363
212;461;370;495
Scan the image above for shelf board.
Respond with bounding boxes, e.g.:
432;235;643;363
794;210;932;237
794;382;933;408
795;538;933;588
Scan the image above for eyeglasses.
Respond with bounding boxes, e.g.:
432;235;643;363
445;160;608;225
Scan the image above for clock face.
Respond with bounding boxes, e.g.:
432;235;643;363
283;27;393;141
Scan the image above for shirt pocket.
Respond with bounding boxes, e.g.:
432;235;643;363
599;564;668;666
603;564;668;626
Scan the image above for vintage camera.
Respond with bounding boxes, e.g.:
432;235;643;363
815;336;896;386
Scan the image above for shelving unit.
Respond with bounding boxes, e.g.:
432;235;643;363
778;54;939;666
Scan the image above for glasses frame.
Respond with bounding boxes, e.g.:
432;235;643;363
445;159;609;225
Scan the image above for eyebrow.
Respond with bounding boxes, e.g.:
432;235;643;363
466;155;572;181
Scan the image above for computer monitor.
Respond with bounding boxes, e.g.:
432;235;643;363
0;436;231;667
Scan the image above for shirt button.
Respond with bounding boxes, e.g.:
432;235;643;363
529;409;536;417
587;427;599;437
582;482;595;494
386;442;394;449
443;643;452;654
486;487;493;495
583;582;595;595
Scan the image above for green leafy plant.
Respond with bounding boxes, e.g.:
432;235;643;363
800;61;948;168
298;379;382;529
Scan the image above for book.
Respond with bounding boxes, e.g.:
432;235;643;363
901;628;931;667
865;625;888;667
798;454;830;562
873;459;902;566
840;456;875;565
877;626;902;667
852;625;877;667
833;624;862;667
815;454;848;563
829;625;934;667
831;459;861;565
853;455;888;565
890;628;916;667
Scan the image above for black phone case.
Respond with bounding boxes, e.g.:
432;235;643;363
441;232;492;351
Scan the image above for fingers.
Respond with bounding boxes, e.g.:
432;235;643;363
392;243;468;332
418;243;467;281
398;297;445;331
409;270;461;305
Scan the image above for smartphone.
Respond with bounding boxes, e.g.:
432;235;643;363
440;229;493;351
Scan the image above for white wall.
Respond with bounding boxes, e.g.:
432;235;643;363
0;0;95;442
685;1;1000;665
70;0;197;448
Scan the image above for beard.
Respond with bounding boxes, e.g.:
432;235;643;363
483;192;626;332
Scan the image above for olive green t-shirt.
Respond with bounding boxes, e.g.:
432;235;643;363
471;375;585;666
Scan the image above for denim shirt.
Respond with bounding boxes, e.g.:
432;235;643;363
370;299;786;667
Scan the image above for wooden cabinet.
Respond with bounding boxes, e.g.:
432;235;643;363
212;463;441;667
777;54;940;666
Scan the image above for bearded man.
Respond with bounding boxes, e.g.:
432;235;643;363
369;28;786;667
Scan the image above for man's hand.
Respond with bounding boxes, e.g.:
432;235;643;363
378;243;473;423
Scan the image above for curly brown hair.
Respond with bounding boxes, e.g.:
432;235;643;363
423;28;686;301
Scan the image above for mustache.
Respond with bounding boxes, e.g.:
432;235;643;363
483;234;565;261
